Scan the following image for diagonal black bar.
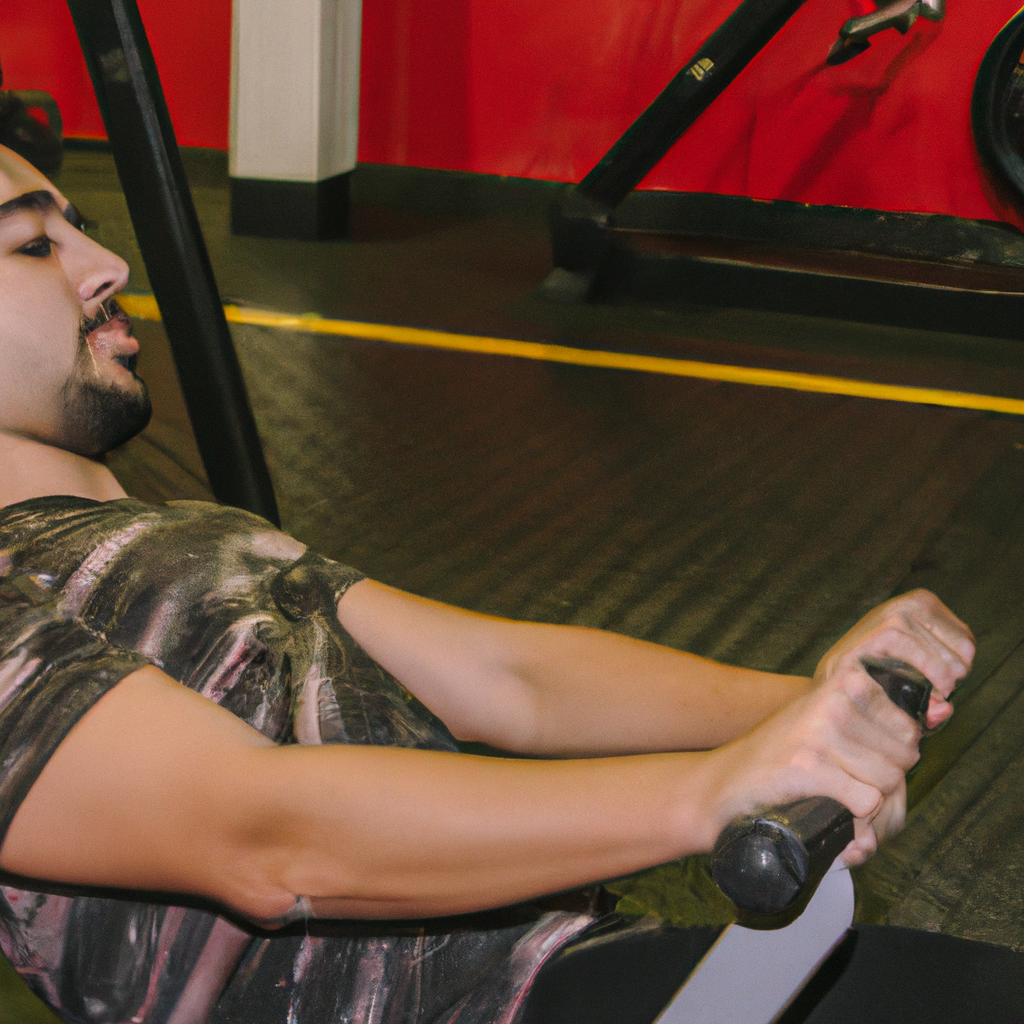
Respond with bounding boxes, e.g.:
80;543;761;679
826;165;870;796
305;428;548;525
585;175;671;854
65;0;280;524
578;0;808;210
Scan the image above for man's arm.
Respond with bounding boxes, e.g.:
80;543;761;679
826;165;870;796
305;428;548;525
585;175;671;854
0;590;972;924
337;584;972;755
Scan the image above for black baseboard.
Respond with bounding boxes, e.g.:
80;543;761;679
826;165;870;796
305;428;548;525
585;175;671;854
230;171;351;241
63;136;113;152
350;162;562;220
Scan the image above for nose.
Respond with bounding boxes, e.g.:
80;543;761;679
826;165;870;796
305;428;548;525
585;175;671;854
66;232;131;311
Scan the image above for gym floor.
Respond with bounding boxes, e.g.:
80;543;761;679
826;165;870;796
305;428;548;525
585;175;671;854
6;147;1024;1023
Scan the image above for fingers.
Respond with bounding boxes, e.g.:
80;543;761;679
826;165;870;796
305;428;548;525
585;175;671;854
817;590;974;706
705;663;916;843
833;666;923;760
925;697;954;732
788;679;915;817
787;749;885;822
909;589;976;667
708;593;972;864
841;781;906;867
810;593;957;864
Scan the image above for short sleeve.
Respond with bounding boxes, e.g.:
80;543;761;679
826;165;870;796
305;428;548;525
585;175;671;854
0;575;150;847
270;549;367;620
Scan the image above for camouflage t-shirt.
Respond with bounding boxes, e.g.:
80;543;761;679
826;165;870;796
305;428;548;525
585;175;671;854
0;497;591;1024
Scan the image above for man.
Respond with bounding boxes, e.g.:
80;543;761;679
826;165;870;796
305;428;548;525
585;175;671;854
0;144;975;1024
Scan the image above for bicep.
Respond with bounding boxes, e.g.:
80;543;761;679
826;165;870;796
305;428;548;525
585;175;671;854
336;580;540;748
0;665;294;921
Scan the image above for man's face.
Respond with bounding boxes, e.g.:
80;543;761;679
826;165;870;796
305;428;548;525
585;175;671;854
0;146;150;457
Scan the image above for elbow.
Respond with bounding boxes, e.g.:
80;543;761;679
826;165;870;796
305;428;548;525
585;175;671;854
210;853;303;928
452;679;548;755
198;789;310;927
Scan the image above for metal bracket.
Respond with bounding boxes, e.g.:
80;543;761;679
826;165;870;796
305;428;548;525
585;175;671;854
827;0;946;65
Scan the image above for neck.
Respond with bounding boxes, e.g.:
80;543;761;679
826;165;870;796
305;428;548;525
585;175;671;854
0;431;127;508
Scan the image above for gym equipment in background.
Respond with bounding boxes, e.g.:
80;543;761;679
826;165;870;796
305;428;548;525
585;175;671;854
541;2;1024;342
826;0;945;65
0;52;63;175
0;89;63;174
973;9;1024;212
542;0;814;306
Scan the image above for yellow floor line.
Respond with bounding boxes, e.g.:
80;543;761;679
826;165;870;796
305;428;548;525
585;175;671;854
117;293;1024;418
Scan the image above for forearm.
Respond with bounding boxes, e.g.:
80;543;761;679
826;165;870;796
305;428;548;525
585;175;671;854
258;743;712;920
0;667;718;923
501;623;812;756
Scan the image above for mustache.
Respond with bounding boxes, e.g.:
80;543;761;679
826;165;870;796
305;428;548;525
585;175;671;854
79;297;130;341
78;298;138;373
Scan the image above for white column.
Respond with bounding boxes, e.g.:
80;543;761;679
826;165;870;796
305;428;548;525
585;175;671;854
230;0;361;237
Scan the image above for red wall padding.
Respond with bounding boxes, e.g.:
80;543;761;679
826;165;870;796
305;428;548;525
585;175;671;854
0;0;230;149
1;0;1021;226
359;0;1024;225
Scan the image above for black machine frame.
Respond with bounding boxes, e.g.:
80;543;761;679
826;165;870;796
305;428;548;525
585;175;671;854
66;0;279;524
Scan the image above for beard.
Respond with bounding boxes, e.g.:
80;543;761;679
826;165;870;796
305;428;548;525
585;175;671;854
55;305;153;458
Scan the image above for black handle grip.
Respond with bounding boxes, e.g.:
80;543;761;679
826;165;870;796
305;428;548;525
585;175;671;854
710;657;931;916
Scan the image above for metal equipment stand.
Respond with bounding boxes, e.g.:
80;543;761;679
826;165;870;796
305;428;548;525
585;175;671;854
542;0;810;304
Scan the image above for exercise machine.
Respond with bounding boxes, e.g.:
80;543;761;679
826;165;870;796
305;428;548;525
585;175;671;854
648;659;930;1023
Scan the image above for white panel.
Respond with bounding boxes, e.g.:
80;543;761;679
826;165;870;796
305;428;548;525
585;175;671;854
317;0;362;179
231;0;361;182
657;865;855;1024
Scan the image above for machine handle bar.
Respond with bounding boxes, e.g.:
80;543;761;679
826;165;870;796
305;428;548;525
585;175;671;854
710;656;931;917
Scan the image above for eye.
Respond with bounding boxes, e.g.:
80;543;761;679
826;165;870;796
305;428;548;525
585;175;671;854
17;236;53;258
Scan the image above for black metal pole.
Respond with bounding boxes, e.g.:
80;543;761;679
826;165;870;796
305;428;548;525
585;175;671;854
544;0;810;302
65;0;280;524
578;0;809;209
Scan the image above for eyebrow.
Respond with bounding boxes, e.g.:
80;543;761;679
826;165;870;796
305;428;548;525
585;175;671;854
0;189;62;222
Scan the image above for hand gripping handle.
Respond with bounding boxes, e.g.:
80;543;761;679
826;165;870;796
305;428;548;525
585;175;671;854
709;657;931;917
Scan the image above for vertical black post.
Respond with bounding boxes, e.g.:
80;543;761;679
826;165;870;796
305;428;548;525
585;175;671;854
65;0;280;525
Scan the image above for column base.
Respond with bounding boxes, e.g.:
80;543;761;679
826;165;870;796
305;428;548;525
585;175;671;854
230;171;350;240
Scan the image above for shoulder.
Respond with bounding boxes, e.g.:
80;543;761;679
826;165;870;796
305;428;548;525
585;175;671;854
0;497;306;581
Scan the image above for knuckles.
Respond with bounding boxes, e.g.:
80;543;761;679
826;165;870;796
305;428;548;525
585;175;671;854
879;611;913;637
891;588;943;621
891;719;921;751
838;667;878;711
846;784;883;820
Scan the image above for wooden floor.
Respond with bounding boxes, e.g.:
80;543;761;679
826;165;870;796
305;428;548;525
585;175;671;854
8;148;1024;1022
